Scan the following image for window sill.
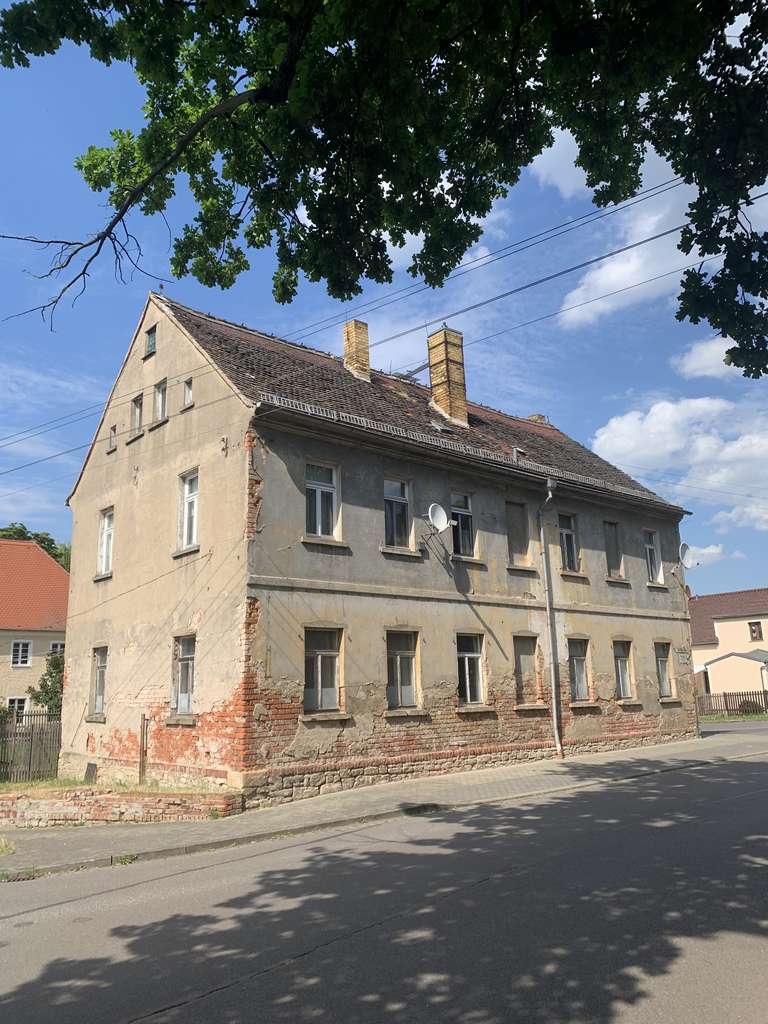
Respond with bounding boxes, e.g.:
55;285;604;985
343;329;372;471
166;714;196;727
300;536;350;550
106;446;117;456
384;707;429;719
506;564;538;576
570;700;600;710
646;582;669;591
125;431;144;446
379;545;422;559
456;704;495;714
172;544;200;560
11;665;31;670
561;571;589;582
180;402;195;413
148;417;169;432
659;696;682;705
616;699;643;707
142;350;156;362
515;702;549;712
93;571;113;583
85;713;106;724
606;576;632;587
301;711;351;722
450;554;487;567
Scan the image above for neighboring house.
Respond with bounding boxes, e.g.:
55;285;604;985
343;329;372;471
60;293;696;798
0;540;68;719
690;588;768;693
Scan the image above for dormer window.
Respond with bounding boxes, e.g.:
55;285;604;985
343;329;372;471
145;325;157;357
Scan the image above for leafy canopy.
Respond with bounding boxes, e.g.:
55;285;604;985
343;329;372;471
27;651;64;715
1;1;768;374
0;522;70;569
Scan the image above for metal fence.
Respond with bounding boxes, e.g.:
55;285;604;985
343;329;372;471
0;711;61;783
696;691;768;718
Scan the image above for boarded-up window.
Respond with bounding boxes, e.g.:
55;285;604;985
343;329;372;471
604;522;622;577
513;635;537;702
506;502;529;564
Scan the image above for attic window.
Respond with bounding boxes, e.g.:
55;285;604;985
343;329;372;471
144;325;157;358
429;419;454;435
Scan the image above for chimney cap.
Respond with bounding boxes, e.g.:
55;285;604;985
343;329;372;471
528;413;549;424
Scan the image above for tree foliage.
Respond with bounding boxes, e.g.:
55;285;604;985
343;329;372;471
0;522;70;569
1;1;768;374
27;652;64;715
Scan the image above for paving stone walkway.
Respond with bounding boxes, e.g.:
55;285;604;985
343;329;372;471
2;725;767;880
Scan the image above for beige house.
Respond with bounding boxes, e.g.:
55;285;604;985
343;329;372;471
0;540;68;719
690;588;768;694
60;294;696;800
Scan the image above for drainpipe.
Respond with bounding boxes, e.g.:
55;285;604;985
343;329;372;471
538;479;564;759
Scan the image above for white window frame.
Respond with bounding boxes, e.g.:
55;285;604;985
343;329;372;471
7;697;27;722
50;642;65;654
559;513;579;572
305;463;338;539
130;393;144;437
568;638;590;701
451;493;475;557
386;630;418;708
154;378;167;422
172;635;196;715
304;629;341;711
457;633;484;705
614;640;633;699
644;529;663;583
384;479;411;548
98;506;114;575
655;642;673;697
11;640;32;668
182;378;194;408
748;621;763;642
179;469;199;550
91;646;108;716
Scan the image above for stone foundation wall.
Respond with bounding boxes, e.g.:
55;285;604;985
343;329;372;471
0;788;244;828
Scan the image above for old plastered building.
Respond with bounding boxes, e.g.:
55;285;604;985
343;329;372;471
60;293;696;799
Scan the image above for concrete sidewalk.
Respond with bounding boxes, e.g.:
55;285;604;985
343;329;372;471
2;726;767;881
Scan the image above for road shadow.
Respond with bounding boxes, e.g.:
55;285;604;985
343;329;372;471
3;758;768;1022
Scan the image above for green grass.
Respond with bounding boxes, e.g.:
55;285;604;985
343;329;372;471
0;836;15;856
0;776;85;794
699;713;768;722
0;776;216;796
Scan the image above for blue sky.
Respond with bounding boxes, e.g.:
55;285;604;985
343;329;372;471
1;41;766;596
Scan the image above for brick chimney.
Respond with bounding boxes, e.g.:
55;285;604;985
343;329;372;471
428;325;468;427
343;319;370;381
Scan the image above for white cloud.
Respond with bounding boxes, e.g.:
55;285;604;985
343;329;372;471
530;130;588;200
731;549;747;559
671;337;740;379
685;544;725;568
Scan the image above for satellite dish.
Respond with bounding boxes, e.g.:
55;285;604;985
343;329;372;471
427;503;450;532
679;542;695;569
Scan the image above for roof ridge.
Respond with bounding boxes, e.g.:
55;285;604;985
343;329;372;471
691;586;768;601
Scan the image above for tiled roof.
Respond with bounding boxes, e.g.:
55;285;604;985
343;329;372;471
689;587;768;646
159;295;680;513
0;540;69;631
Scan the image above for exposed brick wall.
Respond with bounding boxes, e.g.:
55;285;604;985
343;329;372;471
0;788;244;828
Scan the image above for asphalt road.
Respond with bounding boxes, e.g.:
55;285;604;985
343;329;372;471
2;746;768;1023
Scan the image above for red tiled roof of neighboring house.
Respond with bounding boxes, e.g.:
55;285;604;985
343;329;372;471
0;540;69;631
689;587;768;646
158;295;683;515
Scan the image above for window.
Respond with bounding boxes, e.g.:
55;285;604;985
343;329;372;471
172;636;195;715
655;642;672;697
305;464;336;538
304;629;341;711
130;393;144;437
386;631;417;708
11;641;31;667
50;642;65;654
145;325;157;356
457;634;483;705
506;502;529;564
568;639;590;701
644;530;663;583
513;635;537;701
451;493;474;556
98;507;114;575
179;470;199;549
7;697;26;722
384;479;410;548
604;521;622;578
108;424;117;452
614;640;632;699
559;513;579;572
154;379;167;421
91;647;108;715
749;621;764;642
182;378;193;407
